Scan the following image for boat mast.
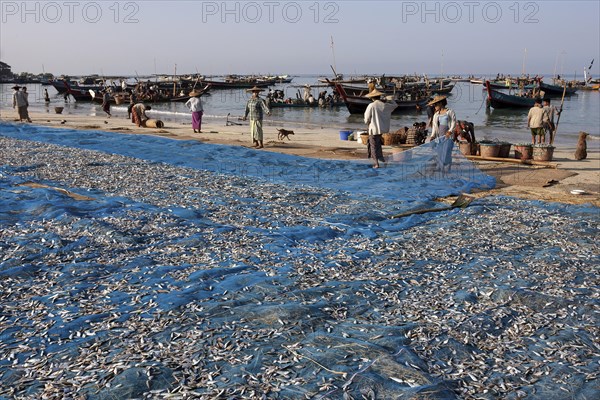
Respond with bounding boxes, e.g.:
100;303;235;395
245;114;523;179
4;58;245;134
522;48;527;77
330;36;338;78
440;51;444;89
173;64;177;97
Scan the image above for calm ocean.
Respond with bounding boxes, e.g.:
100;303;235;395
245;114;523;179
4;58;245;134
1;75;598;149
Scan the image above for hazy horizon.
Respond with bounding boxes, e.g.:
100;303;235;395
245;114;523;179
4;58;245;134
1;1;599;79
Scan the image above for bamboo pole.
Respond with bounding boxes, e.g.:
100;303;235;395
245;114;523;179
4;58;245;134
551;84;567;145
465;155;557;168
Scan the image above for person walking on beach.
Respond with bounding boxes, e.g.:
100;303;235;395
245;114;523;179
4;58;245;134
101;90;112;118
364;89;398;168
542;97;560;143
428;95;457;171
185;90;204;133
243;86;271;148
12;85;32;123
44;88;50;103
131;103;151;127
127;91;137;119
527;97;547;144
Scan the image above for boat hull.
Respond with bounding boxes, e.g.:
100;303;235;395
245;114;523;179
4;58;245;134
486;81;535;109
333;82;428;114
539;81;578;96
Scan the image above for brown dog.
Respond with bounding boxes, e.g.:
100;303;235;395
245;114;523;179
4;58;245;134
277;128;295;141
574;131;588;160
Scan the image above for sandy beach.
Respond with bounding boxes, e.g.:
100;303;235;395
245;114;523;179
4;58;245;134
3;110;598;206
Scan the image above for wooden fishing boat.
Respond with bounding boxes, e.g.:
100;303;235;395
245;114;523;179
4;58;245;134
577;84;600;91
538;81;578;96
200;75;272;90
487;80;513;89
485;81;535;109
333;81;429;114
168;84;212;102
431;83;455;94
268;100;345;108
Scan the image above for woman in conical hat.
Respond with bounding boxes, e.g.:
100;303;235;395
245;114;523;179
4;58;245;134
185;90;204;133
246;86;265;93
428;95;457;171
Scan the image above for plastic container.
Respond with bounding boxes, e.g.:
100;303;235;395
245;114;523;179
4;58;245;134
339;130;352;140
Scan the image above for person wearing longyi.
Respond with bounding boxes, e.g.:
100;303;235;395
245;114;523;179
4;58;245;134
131;103;151;127
542;97;560;144
527;97;547;144
243;86;271;149
363;89;398;168
428;95;457;171
12;85;32;123
185;90;204;133
428;95;456;142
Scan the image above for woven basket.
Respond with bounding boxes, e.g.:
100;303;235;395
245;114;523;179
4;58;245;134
498;143;512;158
479;143;500;158
382;133;397;146
458;141;475;156
359;134;369;145
406;128;421;144
532;146;555;161
395;127;409;144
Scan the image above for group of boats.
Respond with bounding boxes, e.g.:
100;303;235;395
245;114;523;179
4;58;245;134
45;74;294;103
44;73;457;114
42;71;597;114
483;78;582;109
325;75;455;114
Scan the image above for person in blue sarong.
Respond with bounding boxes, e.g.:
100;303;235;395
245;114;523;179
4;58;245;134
428;95;457;171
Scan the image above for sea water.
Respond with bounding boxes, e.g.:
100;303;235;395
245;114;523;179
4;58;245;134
1;76;598;149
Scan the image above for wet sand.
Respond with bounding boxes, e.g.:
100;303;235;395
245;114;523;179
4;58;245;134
2;110;599;206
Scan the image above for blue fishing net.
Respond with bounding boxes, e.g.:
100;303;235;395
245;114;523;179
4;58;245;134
0;123;494;205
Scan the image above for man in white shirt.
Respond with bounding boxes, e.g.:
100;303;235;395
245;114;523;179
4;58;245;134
12;85;32;123
364;90;398;168
527;98;547;144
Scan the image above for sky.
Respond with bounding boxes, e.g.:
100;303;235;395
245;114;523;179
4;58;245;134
1;0;599;78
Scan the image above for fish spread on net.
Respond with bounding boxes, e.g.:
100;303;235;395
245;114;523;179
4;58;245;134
0;136;598;399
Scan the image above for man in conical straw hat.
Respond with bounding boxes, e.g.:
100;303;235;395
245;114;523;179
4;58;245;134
185;89;204;133
364;89;398;168
243;86;271;148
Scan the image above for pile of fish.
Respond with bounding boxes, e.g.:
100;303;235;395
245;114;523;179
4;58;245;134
0;136;598;399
